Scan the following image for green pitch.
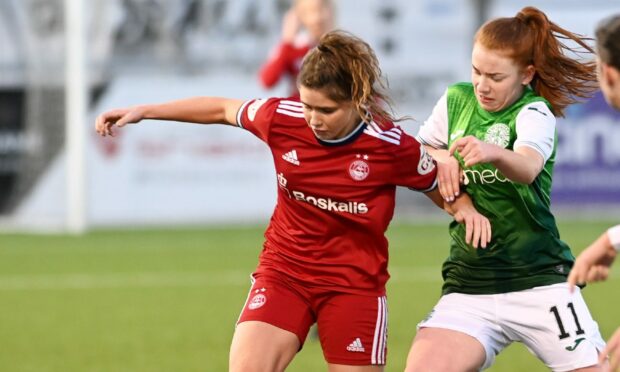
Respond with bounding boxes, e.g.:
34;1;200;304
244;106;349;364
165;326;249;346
1;221;618;371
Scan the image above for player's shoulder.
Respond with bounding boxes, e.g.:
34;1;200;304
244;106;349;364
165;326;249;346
239;96;305;125
519;101;554;117
362;120;408;147
516;101;556;125
273;98;305;121
448;82;474;95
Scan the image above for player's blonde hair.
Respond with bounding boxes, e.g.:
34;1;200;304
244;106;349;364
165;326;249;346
475;6;598;117
298;30;400;124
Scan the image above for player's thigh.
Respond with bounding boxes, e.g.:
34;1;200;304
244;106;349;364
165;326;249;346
409;292;509;371
405;327;486;372
236;274;315;343
503;283;606;372
231;275;315;372
317;294;388;367
230;321;300;372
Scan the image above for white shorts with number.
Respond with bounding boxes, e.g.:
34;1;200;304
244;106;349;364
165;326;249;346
418;283;605;371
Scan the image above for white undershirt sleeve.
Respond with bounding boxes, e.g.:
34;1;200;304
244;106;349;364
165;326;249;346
607;225;620;251
416;91;449;149
514;102;556;162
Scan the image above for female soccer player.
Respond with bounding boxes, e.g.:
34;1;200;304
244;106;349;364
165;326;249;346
568;14;620;372
96;31;491;372
258;0;334;96
406;7;607;372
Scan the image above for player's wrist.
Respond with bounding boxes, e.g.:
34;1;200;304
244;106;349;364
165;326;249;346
607;225;620;252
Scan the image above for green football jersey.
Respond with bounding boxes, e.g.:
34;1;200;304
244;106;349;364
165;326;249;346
442;82;574;295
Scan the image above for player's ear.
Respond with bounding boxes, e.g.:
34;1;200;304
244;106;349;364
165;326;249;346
604;63;620;88
522;65;535;86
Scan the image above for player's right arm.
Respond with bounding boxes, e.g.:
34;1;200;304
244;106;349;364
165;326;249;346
95;97;244;137
416;91;462;202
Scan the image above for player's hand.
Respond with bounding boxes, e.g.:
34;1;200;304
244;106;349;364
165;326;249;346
95;107;144;137
600;326;620;371
449;135;500;167
281;8;301;43
452;202;492;249
436;155;462;203
567;233;617;292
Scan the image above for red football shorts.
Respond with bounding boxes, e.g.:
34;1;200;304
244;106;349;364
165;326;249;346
237;272;388;365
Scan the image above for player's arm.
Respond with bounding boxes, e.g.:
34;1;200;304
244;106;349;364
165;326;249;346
424;188;492;249
258;9;299;88
449;137;544;184
425;146;462;202
449;102;555;184
600;326;620;371
95;97;244;137
567;225;619;291
417;91;462;201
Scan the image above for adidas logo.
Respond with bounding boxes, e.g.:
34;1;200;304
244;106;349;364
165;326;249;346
346;337;365;353
282;149;300;165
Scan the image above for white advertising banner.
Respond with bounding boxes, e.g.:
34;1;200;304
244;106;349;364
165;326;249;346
88;74;280;225
14;73;281;228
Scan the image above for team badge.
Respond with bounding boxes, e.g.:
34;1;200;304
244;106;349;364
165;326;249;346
248;288;267;310
247;98;267;122
484;123;510;148
349;156;370;181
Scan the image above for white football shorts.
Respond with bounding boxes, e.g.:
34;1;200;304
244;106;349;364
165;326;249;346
418;283;606;371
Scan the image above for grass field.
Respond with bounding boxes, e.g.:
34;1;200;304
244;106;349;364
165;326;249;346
1;221;619;371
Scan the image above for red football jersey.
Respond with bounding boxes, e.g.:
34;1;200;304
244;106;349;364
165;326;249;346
237;97;437;296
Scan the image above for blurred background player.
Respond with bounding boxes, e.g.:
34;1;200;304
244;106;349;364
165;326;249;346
568;13;620;372
258;0;335;97
406;6;606;372
95;30;491;372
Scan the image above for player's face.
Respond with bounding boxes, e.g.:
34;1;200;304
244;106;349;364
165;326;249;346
597;57;620;110
296;0;333;40
471;42;534;112
299;86;360;141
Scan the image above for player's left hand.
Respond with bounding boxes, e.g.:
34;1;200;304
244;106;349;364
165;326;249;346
449;135;500;167
453;205;492;249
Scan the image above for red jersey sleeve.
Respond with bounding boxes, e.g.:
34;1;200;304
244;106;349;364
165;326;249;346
236;98;280;143
393;132;438;192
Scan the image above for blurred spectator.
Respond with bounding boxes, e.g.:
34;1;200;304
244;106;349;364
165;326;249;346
258;0;334;96
568;13;620;372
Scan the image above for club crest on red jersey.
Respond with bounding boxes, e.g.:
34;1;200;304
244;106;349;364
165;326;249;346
349;155;370;181
248;288;267;310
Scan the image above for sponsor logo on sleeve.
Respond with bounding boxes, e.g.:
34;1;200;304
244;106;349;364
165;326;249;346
418;145;436;175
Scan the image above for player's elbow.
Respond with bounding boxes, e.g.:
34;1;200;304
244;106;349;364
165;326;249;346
511;167;540;185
